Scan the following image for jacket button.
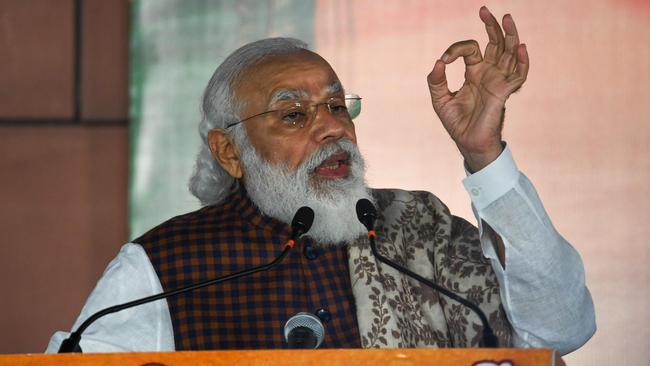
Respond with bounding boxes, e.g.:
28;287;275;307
316;308;331;322
303;244;319;260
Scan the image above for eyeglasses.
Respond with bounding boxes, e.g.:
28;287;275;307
225;94;362;130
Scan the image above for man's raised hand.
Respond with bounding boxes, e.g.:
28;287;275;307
427;6;529;172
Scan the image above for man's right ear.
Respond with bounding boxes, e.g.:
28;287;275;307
207;129;243;179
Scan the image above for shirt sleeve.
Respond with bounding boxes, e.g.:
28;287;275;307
45;243;175;353
462;144;596;355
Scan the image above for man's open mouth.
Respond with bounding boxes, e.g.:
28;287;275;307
313;152;351;179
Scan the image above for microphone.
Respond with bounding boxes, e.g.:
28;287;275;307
290;206;315;241
58;206;315;353
284;312;325;349
355;199;499;348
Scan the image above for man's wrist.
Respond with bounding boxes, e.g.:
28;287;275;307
462;142;519;211
460;142;505;173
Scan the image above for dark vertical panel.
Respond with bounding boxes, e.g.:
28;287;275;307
81;0;129;120
0;126;128;354
0;0;75;119
0;0;129;352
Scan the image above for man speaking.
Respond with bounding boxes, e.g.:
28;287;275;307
48;7;595;354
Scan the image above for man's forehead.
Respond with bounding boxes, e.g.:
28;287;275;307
269;81;343;105
235;51;342;104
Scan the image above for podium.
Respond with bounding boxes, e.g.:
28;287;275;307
0;348;564;365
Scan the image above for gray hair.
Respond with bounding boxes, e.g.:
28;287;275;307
188;37;309;206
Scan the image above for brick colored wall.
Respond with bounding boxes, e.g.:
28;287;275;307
0;0;128;353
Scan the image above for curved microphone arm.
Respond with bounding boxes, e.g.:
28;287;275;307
58;244;294;353
59;206;315;353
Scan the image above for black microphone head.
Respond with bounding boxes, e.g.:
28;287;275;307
355;198;377;231
291;206;314;239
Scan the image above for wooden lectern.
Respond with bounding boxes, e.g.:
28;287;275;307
0;348;565;366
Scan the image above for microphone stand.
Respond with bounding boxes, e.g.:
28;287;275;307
59;206;314;353
59;244;294;352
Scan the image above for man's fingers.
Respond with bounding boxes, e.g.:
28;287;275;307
441;40;483;66
479;6;504;64
427;59;452;109
506;44;529;92
503;14;520;54
498;14;520;73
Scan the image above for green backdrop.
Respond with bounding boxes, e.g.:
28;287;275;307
129;0;315;237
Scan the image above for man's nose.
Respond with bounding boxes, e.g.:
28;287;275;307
309;104;350;143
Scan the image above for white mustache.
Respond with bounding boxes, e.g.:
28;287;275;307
301;139;361;174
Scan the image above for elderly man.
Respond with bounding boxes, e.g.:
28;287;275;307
48;7;594;354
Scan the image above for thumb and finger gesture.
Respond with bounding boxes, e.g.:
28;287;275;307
427;7;529;170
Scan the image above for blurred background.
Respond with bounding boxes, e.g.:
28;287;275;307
1;0;648;364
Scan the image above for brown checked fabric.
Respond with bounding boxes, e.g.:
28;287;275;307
136;188;361;350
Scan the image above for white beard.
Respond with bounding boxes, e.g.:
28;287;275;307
238;137;372;246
